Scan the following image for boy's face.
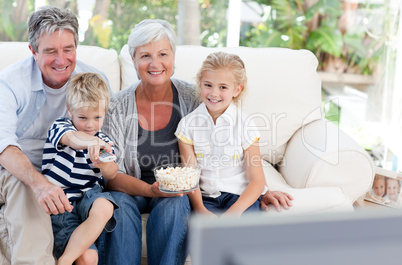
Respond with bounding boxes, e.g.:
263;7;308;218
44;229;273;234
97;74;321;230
372;178;385;197
69;106;106;136
387;178;400;201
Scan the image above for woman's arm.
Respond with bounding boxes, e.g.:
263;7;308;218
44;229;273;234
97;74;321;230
106;172;187;198
224;143;265;216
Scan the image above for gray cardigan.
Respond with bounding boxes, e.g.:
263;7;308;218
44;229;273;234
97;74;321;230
103;78;199;179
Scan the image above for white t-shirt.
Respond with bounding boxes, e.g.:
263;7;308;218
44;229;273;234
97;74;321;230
175;103;260;198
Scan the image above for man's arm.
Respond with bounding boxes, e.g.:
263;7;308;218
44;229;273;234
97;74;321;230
0;145;73;215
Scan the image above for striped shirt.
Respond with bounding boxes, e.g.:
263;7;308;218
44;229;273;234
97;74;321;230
42;118;114;202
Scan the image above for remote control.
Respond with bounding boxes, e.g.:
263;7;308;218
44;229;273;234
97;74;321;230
99;150;116;162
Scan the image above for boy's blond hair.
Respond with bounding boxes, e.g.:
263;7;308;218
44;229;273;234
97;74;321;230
196;51;248;104
66;72;110;113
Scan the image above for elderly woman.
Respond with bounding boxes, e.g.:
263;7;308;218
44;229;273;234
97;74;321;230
100;19;292;265
100;19;198;265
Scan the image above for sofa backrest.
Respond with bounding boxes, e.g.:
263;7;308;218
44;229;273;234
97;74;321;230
0;42;121;93
120;45;323;164
0;41;322;165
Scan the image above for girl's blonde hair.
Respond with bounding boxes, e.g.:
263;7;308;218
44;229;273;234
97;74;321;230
66;72;110;113
196;51;248;104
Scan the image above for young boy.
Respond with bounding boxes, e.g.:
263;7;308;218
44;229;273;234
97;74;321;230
42;72;118;265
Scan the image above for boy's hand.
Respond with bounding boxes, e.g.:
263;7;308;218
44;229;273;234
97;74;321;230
88;141;113;166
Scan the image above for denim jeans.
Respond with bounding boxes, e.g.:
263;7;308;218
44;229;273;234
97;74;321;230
51;185;118;259
202;192;261;214
97;191;191;265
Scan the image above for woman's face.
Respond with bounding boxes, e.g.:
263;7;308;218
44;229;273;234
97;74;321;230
132;38;175;87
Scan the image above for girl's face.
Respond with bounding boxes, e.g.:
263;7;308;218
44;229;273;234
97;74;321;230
200;68;242;121
132;38;174;88
69;106;106;136
373;178;385;197
386;179;400;201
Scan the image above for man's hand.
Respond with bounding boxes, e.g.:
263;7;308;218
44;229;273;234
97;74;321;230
32;180;73;215
0;146;73;215
260;190;293;212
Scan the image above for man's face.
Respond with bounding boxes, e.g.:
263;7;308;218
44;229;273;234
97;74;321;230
29;30;76;89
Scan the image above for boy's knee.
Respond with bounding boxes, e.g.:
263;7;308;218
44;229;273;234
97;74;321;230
90;198;114;221
75;249;98;265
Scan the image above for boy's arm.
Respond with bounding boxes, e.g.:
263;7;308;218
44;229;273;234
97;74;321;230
178;139;213;215
60;131;106;150
224;143;265;216
97;160;118;180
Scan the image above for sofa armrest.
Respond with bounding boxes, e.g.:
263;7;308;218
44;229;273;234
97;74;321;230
277;119;375;203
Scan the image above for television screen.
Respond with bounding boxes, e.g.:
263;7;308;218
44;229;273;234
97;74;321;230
188;208;402;265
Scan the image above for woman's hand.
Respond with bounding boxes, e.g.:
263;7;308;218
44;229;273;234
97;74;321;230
150;182;195;198
260;190;293;212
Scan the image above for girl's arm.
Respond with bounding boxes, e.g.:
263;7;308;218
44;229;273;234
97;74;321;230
224;142;265;216
178;139;214;215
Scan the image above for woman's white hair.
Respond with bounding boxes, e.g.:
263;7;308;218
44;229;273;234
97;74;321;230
127;19;177;58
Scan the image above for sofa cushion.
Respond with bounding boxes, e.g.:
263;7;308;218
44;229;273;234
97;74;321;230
0;42;121;93
120;45;322;164
262;161;353;214
279;119;374;202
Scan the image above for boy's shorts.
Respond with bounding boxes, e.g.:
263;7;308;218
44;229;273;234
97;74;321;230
51;185;119;259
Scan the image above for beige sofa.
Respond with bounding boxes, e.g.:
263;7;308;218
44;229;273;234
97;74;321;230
0;42;375;262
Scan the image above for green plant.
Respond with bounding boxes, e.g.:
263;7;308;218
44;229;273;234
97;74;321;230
199;0;228;47
241;0;385;75
0;0;35;41
81;0;228;53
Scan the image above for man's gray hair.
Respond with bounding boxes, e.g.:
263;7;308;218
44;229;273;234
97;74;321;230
128;19;177;58
28;6;79;52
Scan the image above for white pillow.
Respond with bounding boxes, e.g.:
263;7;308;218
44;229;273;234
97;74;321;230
77;45;120;93
262;160;353;215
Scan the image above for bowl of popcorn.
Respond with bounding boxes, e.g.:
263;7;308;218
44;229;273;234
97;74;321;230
153;163;201;193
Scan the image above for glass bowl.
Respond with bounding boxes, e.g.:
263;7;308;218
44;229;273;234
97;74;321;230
153;163;201;193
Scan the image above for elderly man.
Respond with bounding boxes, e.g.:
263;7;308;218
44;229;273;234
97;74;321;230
0;6;109;265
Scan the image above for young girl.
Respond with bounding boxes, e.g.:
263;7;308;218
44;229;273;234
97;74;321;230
175;51;266;217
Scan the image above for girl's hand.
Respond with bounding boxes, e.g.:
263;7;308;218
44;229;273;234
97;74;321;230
221;211;242;218
195;207;217;218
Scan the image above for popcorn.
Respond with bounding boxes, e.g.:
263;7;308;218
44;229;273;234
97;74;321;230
155;165;200;192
